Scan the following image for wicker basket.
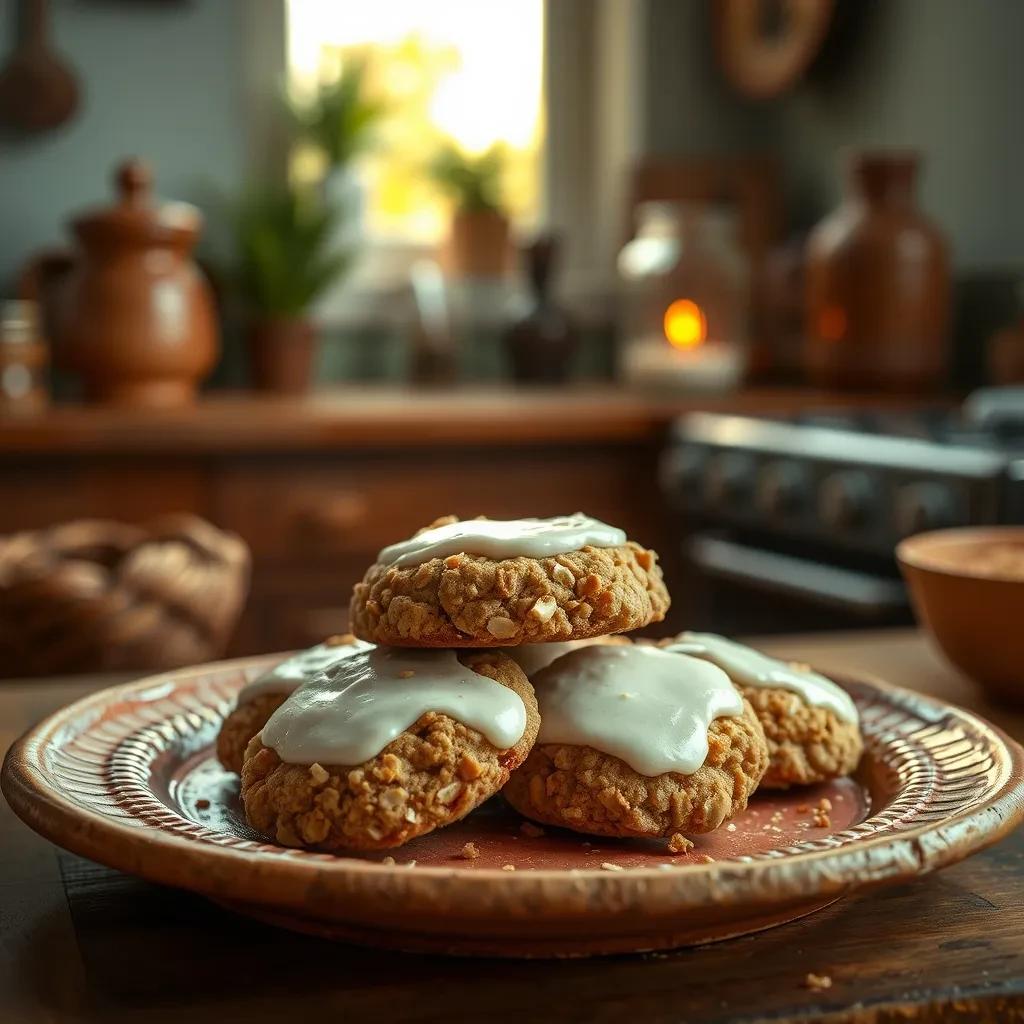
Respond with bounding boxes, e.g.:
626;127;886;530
0;514;250;677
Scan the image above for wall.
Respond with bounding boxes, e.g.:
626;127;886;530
0;0;247;290
643;0;1024;273
775;0;1024;271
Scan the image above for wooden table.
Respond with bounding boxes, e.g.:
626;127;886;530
2;630;1022;1024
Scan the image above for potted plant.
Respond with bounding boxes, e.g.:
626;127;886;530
428;142;511;278
286;58;387;256
231;183;351;394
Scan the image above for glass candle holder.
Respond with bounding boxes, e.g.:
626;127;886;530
618;202;750;391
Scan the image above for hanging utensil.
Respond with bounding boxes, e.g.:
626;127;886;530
0;0;79;133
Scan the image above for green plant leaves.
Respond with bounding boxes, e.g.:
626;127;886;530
232;183;352;317
427;142;506;214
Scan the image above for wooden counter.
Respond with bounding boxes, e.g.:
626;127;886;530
1;630;1021;1023
0;386;928;453
0;387;931;660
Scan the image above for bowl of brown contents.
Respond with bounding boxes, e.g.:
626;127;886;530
898;527;1024;705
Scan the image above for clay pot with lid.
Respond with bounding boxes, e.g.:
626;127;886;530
804;151;950;392
54;159;219;406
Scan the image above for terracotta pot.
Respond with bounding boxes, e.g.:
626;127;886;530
54;159;219;407
445;208;511;278
804;151;950;392
246;318;317;394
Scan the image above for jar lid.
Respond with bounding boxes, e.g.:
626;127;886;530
71;158;203;248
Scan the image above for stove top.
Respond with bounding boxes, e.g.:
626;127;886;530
661;392;1024;562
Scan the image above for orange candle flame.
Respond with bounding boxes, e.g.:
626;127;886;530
663;299;707;350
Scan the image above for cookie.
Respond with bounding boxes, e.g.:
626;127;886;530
502;645;769;838
661;632;863;789
506;634;631;678
350;514;670;647
216;634;371;773
241;649;539;851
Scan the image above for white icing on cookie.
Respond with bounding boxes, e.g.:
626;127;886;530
238;638;372;705
262;648;527;766
509;639;610;678
377;514;626;568
532;645;744;777
664;632;859;725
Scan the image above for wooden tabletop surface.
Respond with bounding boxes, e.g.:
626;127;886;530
0;386;940;454
1;629;1022;1024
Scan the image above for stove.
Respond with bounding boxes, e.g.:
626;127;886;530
660;389;1024;632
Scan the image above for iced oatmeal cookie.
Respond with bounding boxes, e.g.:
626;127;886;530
502;645;768;838
350;514;670;648
662;633;863;789
240;648;539;851
216;633;371;773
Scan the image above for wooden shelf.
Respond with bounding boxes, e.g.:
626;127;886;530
0;386;940;454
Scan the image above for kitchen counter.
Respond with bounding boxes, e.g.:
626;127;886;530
1;629;1021;1024
0;386;935;453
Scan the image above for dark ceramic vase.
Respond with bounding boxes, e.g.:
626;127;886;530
503;234;578;384
804;151;950;392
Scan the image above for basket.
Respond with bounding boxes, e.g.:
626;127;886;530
0;514;250;677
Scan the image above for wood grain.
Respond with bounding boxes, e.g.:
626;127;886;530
0;387;939;454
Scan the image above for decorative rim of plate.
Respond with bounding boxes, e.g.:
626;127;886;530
3;655;1024;922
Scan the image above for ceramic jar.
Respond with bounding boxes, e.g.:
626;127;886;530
56;159;218;406
804;151;950;392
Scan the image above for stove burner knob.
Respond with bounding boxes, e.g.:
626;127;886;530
818;470;877;532
659;445;707;504
895;481;958;536
703;452;755;509
756;461;809;519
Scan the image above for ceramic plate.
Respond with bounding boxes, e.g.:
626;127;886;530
4;656;1024;957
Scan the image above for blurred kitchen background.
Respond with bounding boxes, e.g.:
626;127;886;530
1;0;1023;676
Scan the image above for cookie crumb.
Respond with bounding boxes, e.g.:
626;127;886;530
818;798;832;812
726;823;737;832
404;860;417;869
457;752;483;781
486;615;518;639
325;632;357;647
519;821;545;838
195;798;210;810
308;762;329;785
528;596;558;623
436;781;462;804
502;863;517;871
667;833;693;855
443;553;464;569
804;973;833;991
381;856;396;866
600;862;624;872
459;842;480;860
552;563;575;587
698;854;715;864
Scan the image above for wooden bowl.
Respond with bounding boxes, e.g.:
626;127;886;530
4;654;1023;957
898;527;1024;706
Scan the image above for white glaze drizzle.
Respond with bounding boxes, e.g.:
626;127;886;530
664;632;859;724
532;645;744;777
261;648;527;766
237;638;372;705
377;514;626;568
508;639;606;678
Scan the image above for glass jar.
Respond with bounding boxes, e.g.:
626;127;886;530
618;202;750;390
0;300;48;412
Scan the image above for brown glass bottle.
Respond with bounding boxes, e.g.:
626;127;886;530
804;152;950;392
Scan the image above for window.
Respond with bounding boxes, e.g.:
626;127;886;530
285;0;545;246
